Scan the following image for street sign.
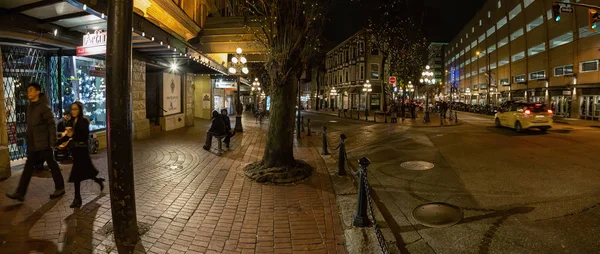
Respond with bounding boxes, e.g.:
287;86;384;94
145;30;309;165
389;76;396;84
561;7;574;13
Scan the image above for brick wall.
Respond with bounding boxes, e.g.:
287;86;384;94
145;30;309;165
132;59;150;139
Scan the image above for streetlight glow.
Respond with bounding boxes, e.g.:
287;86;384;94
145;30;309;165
236;48;243;54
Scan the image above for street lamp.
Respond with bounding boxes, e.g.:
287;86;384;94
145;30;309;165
251;78;261;111
330;87;338;111
363;80;372;121
421;65;435;123
229;47;248;132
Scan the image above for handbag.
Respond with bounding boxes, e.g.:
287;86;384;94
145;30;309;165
58;138;72;150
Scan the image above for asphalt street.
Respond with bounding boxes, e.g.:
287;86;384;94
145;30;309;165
302;110;600;254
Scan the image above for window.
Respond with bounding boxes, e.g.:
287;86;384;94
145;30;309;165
526;15;544;32
358;42;365;55
472;70;477;76
480;67;487;73
500;78;510;86
499;57;509;66
460;50;465;56
509;4;522;20
580;60;599;73
510;28;524;41
529;70;546;80
550;32;573;49
512;51;525;62
371;48;379;55
524;0;534;8
471;40;477;48
497;17;508;29
479;20;483;26
579;25;600;38
528;42;545;56
466;45;471;51
359;64;365;80
487;44;497;53
472;27;475;33
554;64;574;76
466;58;471;65
478;34;485;43
460;62;465;68
370;63;379;78
478;50;486;58
488;11;491;18
546;9;553;20
498;0;502;8
498;37;509;48
471;56;477;62
487;27;496;37
513;74;526;83
490;63;497;69
466;33;469;39
461;38;463;43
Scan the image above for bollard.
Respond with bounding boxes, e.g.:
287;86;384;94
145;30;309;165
454;111;458;124
338;134;347;176
353;157;371;227
321;126;329;155
301;116;305;132
307;119;312;136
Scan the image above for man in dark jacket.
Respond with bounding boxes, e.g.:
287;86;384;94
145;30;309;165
221;109;234;148
6;83;65;202
202;110;227;150
56;112;72;134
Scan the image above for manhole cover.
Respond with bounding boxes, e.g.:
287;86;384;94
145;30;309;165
401;161;434;170
412;202;463;228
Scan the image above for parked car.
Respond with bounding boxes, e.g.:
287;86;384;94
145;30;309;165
494;102;553;132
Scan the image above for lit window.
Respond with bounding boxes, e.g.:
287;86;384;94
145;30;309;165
512;51;525;62
546;9;553;20
472;70;477;76
509;4;522;20
370;63;379;78
466;33;469;39
499;57;509;66
478;34;485;43
472;27;475;33
466;45;471;51
550;32;573;49
510;28;524;41
461;38;463;43
471;56;477;62
479;50;487;58
488;44;497;53
466;59;471;65
479;20;483;26
487;27;496;37
471;40;477;48
498;0;502;8
480;67;487;73
497;17;508;29
488;11;491;18
580;60;599;73
529;70;546;80
460;62;465;68
513;74;526;83
526;15;544;32
554;64;574;76
524;0;534;8
466;72;471;78
460;50;464;56
500;78;510;86
490;62;497;69
498;37;509;48
527;42;546;56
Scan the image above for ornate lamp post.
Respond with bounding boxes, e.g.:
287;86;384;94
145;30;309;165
363;80;372;121
228;47;248;132
251;78;261;111
420;65;435;123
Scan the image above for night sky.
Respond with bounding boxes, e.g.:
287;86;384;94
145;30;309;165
324;0;486;46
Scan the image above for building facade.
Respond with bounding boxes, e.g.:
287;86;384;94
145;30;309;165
444;0;600;119
325;30;387;112
428;42;448;101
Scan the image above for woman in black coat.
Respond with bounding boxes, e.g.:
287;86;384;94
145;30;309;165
58;102;104;208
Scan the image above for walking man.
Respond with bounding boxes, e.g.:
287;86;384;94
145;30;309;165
6;83;65;202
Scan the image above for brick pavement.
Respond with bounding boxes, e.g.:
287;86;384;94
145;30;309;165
0;115;346;254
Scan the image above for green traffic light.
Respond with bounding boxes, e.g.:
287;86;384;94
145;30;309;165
555;16;561;22
593;23;598;29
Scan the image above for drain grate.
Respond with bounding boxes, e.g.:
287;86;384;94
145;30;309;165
401;161;434;171
412;202;463;228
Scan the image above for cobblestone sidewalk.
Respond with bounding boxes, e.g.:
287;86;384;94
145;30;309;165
0;116;346;254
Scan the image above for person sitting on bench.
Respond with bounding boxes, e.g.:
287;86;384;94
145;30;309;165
203;110;227;151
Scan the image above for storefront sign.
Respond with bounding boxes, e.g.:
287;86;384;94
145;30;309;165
202;93;211;109
563;90;572;95
89;67;106;77
77;31;107;56
215;81;236;89
163;72;181;115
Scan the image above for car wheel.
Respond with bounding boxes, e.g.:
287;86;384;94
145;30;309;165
540;127;548;133
515;121;523;132
495;118;501;128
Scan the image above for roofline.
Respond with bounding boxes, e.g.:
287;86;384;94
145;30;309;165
326;29;366;55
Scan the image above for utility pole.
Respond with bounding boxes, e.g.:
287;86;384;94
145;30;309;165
107;0;139;249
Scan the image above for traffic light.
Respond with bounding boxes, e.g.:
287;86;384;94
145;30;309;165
589;9;599;32
552;4;561;22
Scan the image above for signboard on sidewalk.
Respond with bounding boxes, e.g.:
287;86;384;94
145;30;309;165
163;72;181;115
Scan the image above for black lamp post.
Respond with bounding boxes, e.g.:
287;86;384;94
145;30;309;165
362;80;371;121
228;47;249;132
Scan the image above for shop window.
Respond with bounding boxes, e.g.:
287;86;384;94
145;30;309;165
554;64;574;76
370;64;379;79
550;32;573;49
509;4;521;20
526;15;544;32
510;28;524;41
513;74;526;83
529;70;546;80
580;60;599;73
511;51;525;62
528;42;545;56
497;17;508;29
499;78;510;86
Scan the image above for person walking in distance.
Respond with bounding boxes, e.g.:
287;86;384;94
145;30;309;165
57;102;104;208
6;83;65;202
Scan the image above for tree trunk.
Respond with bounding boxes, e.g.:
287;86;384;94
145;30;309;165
315;70;320;111
262;77;297;168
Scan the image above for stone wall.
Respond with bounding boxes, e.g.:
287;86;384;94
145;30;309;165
185;73;195;126
132;59;150;140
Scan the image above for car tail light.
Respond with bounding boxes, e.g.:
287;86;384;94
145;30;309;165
524;108;531;117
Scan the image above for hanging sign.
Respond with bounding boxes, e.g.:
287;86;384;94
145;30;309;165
77;30;107;56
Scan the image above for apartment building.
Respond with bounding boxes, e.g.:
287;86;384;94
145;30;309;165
428;42;449;99
325;30;387;111
445;0;600;119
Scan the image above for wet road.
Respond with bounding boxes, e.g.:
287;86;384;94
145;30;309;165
301;110;600;254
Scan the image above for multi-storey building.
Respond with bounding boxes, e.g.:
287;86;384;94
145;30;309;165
445;0;600;119
325;30;387;111
428;42;448;99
